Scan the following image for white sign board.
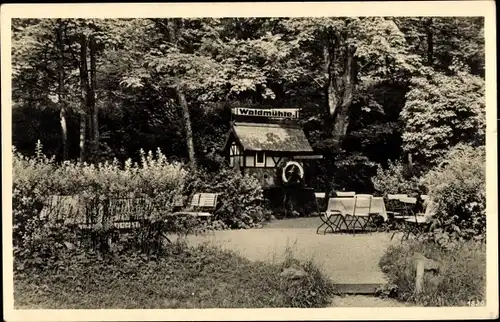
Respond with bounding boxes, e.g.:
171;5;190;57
232;108;300;119
293;155;323;160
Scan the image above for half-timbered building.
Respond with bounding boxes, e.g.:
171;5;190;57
223;107;322;189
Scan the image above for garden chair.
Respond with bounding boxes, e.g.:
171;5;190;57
390;196;421;241
391;197;426;240
386;194;407;216
368;196;389;231
172;193;218;217
386;194;408;230
335;191;356;197
345;194;373;234
313;192;327;214
316;197;352;234
401;198;437;241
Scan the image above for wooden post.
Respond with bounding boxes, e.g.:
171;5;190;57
415;259;425;295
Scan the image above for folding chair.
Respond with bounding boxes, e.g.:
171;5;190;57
369;197;389;231
314;192;327;214
316;197;350;234
402;198;436;241
386;194;408;215
390;196;417;241
346;194;373;235
399;197;417;215
336;191;356;197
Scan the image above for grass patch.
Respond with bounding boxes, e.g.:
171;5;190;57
14;240;335;309
379;239;486;306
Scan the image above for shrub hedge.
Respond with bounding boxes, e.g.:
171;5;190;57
423;144;486;242
379;239;486;306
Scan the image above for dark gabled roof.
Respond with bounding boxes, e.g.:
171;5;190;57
225;122;314;152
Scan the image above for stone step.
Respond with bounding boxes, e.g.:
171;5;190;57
332;283;384;295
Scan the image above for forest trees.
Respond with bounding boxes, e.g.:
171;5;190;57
280;17;420;148
12;18;130;162
11;17;486;191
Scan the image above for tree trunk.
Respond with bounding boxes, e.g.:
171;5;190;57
89;35;99;158
331;47;355;146
426;18;434;66
56;20;68;161
165;19;197;169
323;45;339;119
79;34;89;162
176;87;197;169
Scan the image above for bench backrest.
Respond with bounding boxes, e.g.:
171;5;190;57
41;195;85;224
369;197;386;214
190;193;201;207
190;193;218;209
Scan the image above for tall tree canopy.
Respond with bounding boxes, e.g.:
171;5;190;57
11;17;485;191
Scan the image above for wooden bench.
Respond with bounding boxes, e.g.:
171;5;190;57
41;195;152;231
172;193;218;217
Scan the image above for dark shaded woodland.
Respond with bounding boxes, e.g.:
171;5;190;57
12;17;485;192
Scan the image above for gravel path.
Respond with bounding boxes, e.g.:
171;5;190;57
185;217;408;307
187;217;401;284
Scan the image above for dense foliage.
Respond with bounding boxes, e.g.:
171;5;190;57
372;160;420;197
187;166;271;229
401;69;485;165
11;17;487;308
13;144;188;260
15;241;335;309
13;143;275;262
12;17;485;193
422;144;486;242
379;239;486;306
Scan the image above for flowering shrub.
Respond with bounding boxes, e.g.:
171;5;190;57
50;148;187;215
423;144;486;241
13;144;189;261
371;160;421;197
12;142;56;250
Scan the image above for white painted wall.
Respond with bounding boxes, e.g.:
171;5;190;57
245;154;278;167
246;155;255;167
266;156;276;167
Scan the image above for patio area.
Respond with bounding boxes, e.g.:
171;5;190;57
187;217;400;286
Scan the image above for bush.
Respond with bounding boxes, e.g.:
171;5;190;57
14;242;335;309
379;239;486;306
50;148;188;213
13;144;189;262
423;144;486;241
278;249;335;308
372;160;421;197
186;166;269;229
12;143;57;251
